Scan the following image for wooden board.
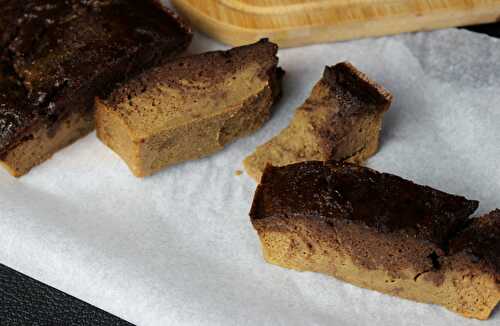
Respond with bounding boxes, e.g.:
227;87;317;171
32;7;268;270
171;0;500;47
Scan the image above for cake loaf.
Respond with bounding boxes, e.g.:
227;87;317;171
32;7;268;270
96;39;283;177
0;0;192;176
250;161;499;319
244;62;392;181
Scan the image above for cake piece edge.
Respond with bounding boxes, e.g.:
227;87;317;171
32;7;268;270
95;39;283;177
243;62;393;182
249;161;498;319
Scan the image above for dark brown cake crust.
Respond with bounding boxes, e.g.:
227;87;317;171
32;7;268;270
321;63;392;113
0;62;33;153
106;38;283;107
450;210;500;277
251;161;478;248
0;1;22;54
0;0;192;164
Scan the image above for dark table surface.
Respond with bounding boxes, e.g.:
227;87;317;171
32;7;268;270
0;23;498;326
0;264;133;325
463;23;500;37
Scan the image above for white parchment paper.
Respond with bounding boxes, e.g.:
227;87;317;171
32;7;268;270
1;12;499;326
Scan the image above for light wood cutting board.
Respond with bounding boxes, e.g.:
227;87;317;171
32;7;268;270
171;0;500;47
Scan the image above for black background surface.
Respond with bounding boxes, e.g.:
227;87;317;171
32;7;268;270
0;264;133;325
464;23;500;37
0;23;498;326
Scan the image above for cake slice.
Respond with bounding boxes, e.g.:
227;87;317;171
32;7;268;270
0;0;192;177
250;161;499;319
95;39;283;177
244;62;392;181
